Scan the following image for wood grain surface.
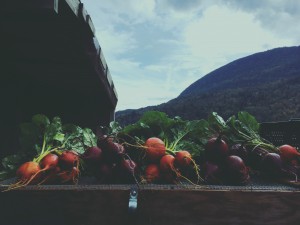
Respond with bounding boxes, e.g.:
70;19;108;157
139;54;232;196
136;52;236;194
137;189;300;225
0;184;299;225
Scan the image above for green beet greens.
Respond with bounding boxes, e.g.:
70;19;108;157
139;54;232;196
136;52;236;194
0;114;97;181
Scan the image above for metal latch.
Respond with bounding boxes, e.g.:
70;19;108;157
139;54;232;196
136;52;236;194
128;187;138;213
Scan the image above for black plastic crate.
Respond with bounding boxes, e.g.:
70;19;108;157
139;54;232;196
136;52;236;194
259;119;300;149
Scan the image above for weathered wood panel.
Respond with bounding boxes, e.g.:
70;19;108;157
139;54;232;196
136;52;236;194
137;189;300;225
65;0;80;17
2;0;58;12
0;184;299;225
0;189;130;225
0;0;117;158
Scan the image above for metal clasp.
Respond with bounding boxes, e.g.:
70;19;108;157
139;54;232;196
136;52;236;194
128;187;138;213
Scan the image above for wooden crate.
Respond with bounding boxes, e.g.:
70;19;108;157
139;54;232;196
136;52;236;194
1;180;300;225
260;119;300;149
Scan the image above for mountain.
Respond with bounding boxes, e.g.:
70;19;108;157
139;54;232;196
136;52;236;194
116;46;300;125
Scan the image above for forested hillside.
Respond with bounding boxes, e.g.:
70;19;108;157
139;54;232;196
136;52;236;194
116;46;300;125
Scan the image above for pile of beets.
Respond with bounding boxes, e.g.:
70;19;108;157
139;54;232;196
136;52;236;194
202;135;300;185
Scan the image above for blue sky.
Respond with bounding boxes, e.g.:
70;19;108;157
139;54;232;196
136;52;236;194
82;0;300;111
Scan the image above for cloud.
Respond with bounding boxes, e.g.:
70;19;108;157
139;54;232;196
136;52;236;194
81;0;299;111
222;0;300;41
156;0;204;12
182;5;295;73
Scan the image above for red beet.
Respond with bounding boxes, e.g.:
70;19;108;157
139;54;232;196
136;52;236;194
248;147;269;170
145;137;166;163
202;161;221;184
59;150;79;169
175;150;192;168
229;144;248;162
58;167;80;184
40;153;59;170
205;135;229;163
160;155;176;173
261;153;283;177
144;164;160;183
279;145;300;162
82;146;103;163
117;159;138;183
223;155;250;185
120;159;137;175
16;161;41;183
104;141;126;162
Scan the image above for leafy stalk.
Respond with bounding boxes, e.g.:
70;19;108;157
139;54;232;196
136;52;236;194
0;114;97;180
210;111;279;153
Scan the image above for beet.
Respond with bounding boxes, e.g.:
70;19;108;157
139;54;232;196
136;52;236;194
40;153;59;170
205;135;229;164
43;166;61;184
248;147;269;170
58;167;80;184
116;159;138;183
144;137;166;163
229;144;248;162
16;161;41;183
162;171;180;184
160;155;176;173
97;135;113;149
222;155;250;185
261;153;283;178
278;145;300;162
81;146;103;164
103;141;126;163
121;159;137;175
59;150;79;169
144;164;160;183
175;151;192;168
202;161;222;184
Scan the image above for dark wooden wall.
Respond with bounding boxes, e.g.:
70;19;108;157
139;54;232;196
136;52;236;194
0;0;118;158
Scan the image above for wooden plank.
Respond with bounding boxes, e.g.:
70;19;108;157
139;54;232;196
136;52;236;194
113;85;118;99
0;189;131;225
64;0;80;17
99;50;108;74
86;14;96;35
93;37;101;56
78;3;88;23
107;68;113;86
0;183;300;225
2;0;58;12
137;189;300;225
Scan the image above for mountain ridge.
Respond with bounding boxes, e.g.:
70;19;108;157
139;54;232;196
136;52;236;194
116;46;300;125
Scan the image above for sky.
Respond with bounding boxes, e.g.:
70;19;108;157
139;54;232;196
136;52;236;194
81;0;300;111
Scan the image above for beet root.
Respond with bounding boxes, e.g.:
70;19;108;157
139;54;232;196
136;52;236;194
222;155;250;185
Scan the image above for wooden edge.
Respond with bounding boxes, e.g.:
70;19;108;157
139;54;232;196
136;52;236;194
64;0;79;16
86;15;96;35
93;37;101;56
113;85;118;99
78;2;96;35
106;68;113;86
61;0;116;106
0;181;299;192
99;50;108;74
2;0;58;13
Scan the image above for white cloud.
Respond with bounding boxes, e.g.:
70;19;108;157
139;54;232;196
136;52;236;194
182;5;295;74
95;29;136;59
81;0;299;111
